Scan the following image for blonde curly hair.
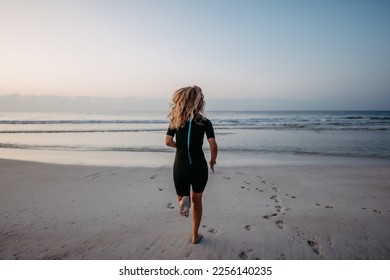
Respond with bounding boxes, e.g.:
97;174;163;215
168;85;206;130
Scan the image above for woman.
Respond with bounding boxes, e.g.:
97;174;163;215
165;85;218;244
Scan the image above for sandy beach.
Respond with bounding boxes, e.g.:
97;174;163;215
0;156;389;260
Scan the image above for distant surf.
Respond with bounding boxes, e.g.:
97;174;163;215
1;111;389;161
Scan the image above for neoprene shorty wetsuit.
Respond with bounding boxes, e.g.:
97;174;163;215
167;115;215;196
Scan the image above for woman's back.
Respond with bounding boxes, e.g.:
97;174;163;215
167;116;214;163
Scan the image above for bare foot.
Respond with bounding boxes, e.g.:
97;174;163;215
192;233;203;244
179;196;189;217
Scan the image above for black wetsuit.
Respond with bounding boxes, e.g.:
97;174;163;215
167;116;215;196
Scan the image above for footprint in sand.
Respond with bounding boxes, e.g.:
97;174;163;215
275;205;283;212
275;220;286;229
239;249;254;260
293;226;304;237
166;203;175;209
202;225;219;234
223;176;231;180
316;203;321;206
157;187;163;191
255;188;264;192
244;225;254;231
325;205;333;209
263;213;278;220
373;209;382;214
270;195;280;203
244;181;251;185
286;194;297;199
272;187;279;192
150;175;157;179
307;240;324;256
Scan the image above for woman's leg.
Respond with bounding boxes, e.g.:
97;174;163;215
191;192;203;244
173;161;191;217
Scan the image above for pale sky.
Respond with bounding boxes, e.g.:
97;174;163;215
0;0;389;108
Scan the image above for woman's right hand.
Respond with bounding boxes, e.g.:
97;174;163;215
209;161;216;173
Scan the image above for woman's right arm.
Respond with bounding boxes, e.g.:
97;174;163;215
207;137;218;173
165;135;176;148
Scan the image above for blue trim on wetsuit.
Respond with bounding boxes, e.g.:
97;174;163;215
187;119;192;164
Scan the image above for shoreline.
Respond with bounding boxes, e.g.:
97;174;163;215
1;147;390;168
0;157;389;260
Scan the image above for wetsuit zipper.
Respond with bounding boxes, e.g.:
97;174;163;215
187;119;192;165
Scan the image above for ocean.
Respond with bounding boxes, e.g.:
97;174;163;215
0;111;389;166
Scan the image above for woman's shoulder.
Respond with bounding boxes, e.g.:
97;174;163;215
194;114;212;125
204;118;213;125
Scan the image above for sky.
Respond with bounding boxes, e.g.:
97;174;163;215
0;0;389;110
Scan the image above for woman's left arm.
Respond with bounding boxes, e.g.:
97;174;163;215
207;137;218;173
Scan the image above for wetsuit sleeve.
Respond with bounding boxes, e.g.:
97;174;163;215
205;119;215;139
166;127;176;137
